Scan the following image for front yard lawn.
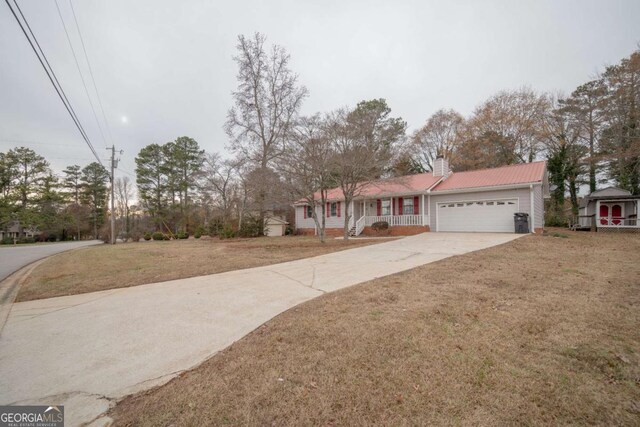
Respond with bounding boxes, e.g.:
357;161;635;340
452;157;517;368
110;230;640;426
16;236;377;302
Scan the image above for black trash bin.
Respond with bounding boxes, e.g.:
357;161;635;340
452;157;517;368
513;212;529;233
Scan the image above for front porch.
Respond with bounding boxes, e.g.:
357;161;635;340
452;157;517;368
349;195;429;236
595;198;639;230
576;198;640;231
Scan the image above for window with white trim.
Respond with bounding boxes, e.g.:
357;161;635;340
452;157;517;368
381;199;391;215
330;202;337;216
403;197;414;215
306;205;313;218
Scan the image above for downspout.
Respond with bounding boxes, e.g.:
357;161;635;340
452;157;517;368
530;184;535;233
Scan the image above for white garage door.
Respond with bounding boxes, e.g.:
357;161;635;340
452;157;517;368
437;199;519;232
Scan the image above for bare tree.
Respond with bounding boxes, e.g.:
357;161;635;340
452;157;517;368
225;32;308;232
327;106;397;240
114;176;134;239
199;153;240;226
464;88;551;164
599;50;640;194
411;109;464;171
279;114;334;242
558;80;607;193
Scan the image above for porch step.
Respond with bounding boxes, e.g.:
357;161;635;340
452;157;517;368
348;226;357;237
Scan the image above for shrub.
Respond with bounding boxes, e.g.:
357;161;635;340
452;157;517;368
152;232;165;241
176;231;189;239
130;231;142;242
545;212;568;227
208;219;224;237
238;217;262;238
1;237;14;245
220;227;236;240
143;232;152;241
371;221;389;231
194;225;205;239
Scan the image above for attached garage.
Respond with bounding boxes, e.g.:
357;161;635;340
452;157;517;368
436;199;519;232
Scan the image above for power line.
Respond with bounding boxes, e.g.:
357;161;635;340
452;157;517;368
54;0;108;149
0;138;85;147
116;167;136;179
68;0;115;147
4;0;104;167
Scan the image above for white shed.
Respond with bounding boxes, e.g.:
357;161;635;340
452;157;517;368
265;217;288;237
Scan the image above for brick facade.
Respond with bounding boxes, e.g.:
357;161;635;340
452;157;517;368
296;228;345;237
297;226;430;237
361;225;429;237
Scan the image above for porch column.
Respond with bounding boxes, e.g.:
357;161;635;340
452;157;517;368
421;194;425;226
596;200;600;226
391;197;394;216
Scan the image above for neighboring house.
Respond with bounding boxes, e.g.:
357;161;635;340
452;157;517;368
264;216;288;237
0;221;40;241
294;158;548;236
577;187;639;231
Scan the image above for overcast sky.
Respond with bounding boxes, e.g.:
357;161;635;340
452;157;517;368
1;0;639;179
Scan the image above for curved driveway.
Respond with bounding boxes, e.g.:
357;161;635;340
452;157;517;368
0;233;522;426
0;240;102;282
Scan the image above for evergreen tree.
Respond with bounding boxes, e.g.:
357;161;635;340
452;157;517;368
81;162;110;239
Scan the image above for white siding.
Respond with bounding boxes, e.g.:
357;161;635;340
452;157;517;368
296;186;545;233
295;204;346;230
533;184;544;229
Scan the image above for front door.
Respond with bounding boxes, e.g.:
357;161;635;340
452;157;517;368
611;204;623;225
600;204;609;225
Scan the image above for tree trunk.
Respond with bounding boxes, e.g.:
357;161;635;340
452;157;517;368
568;176;579;216
589;133;596;193
343;197;351;240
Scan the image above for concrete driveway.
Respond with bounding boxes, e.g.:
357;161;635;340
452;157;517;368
0;232;522;426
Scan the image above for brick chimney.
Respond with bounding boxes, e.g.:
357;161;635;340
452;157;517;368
433;156;450;177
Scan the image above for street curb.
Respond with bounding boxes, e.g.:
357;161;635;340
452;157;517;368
0;243;101;336
0;257;49;336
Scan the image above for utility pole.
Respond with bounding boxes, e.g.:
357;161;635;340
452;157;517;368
107;146;123;245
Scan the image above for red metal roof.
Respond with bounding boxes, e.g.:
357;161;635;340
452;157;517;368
432;161;546;191
319;173;441;201
297;161;546;204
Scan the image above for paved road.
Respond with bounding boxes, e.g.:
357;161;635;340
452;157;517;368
0;240;102;282
0;233;522;426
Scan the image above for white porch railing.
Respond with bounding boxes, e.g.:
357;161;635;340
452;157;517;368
364;215;425;227
355;216;366;236
597;217;639;228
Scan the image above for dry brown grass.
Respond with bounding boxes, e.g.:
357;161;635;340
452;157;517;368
16;236;377;302
110;229;640;426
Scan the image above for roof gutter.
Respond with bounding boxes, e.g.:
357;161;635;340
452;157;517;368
430;181;542;195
